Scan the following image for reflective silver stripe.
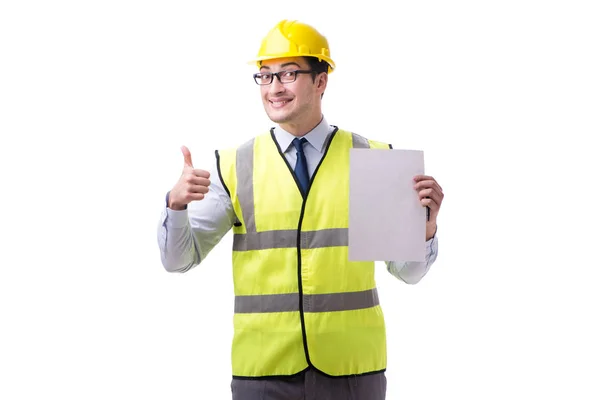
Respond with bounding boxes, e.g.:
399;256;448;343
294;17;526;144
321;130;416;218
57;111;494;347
351;133;371;149
236;138;256;232
304;288;379;313
233;230;297;251
233;228;348;251
234;289;379;313
303;228;348;248
235;293;298;313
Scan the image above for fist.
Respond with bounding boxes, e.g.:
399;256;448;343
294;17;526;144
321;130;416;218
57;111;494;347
413;174;444;240
168;146;211;210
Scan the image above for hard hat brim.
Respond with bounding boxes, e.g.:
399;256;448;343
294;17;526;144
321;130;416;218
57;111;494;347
248;55;335;73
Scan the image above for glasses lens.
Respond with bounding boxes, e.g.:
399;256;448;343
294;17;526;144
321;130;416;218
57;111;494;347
254;73;272;85
279;71;297;83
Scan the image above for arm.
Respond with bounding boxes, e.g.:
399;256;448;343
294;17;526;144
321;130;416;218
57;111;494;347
386;174;444;284
156;148;235;273
386;234;438;284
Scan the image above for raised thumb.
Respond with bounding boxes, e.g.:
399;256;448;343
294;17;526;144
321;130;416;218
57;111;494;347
181;145;193;167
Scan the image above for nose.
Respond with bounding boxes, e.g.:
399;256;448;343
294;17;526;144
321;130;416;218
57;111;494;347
268;75;285;95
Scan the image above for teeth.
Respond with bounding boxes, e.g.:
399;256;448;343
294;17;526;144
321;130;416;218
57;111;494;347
272;101;289;106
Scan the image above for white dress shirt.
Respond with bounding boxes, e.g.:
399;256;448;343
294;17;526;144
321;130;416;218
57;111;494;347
157;116;438;284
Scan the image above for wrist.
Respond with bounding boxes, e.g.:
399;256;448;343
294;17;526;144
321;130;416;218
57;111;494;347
166;191;187;210
426;221;437;241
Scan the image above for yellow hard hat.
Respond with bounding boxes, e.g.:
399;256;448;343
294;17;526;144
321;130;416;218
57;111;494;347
250;20;335;73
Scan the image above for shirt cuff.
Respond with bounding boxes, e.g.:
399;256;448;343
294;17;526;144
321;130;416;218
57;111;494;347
426;234;438;256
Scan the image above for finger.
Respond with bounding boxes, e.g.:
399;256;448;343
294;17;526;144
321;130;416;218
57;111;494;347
188;185;210;194
420;197;440;213
184;192;206;202
185;176;211;187
418;187;443;205
414;179;443;193
413;174;435;182
181;145;194;168
192;169;210;179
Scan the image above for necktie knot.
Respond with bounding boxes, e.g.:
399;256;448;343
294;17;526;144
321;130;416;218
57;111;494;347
292;137;307;153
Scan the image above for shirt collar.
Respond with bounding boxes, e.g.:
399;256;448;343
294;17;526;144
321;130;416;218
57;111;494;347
273;116;333;154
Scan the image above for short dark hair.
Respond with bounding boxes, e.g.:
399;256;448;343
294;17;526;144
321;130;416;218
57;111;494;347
304;56;329;81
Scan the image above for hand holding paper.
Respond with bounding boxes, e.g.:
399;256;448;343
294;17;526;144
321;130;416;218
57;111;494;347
413;174;444;240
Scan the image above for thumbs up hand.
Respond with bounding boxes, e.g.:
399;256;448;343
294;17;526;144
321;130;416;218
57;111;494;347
168;146;211;210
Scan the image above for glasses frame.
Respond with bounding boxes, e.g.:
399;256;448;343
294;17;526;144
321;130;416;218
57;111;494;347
253;69;315;85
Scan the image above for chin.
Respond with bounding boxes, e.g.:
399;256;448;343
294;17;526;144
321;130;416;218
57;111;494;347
266;110;291;124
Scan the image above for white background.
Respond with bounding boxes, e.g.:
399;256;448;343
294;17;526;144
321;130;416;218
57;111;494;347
1;0;599;399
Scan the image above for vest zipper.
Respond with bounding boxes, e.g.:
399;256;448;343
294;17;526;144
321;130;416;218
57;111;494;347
270;127;339;372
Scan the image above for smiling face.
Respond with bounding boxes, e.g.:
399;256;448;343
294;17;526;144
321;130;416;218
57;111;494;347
258;57;328;136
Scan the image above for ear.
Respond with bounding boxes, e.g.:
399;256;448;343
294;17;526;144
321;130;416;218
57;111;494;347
316;72;328;94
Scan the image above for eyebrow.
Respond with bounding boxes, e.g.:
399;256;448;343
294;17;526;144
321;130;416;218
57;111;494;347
260;62;302;71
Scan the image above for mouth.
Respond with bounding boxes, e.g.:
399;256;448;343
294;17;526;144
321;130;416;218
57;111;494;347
269;99;292;109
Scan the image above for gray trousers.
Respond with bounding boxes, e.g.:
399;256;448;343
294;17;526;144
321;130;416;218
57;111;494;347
231;368;386;400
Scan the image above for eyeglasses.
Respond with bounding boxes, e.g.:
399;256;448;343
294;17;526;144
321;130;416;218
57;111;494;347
253;69;315;85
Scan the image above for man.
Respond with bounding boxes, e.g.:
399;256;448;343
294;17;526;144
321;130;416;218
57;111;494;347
157;19;444;400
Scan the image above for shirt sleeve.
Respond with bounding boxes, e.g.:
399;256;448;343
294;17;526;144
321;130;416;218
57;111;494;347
385;235;439;284
156;161;236;273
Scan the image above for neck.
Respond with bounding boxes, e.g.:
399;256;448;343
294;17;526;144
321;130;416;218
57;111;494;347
280;113;323;137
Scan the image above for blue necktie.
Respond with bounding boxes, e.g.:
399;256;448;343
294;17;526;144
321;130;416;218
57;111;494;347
292;137;309;194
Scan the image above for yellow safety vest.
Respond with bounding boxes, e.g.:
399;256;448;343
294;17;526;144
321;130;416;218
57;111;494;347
216;127;391;378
